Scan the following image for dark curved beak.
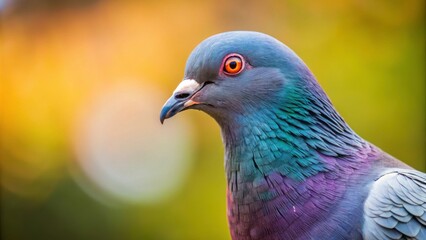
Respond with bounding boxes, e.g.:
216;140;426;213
160;96;186;124
160;79;201;124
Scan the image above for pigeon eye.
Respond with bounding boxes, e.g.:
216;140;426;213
223;55;243;75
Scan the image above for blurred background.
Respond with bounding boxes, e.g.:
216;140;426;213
1;0;424;239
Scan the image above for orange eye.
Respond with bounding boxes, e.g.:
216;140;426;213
224;56;243;75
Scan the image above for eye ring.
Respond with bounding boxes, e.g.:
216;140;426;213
223;54;244;75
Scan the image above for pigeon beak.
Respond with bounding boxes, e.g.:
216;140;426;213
160;79;201;124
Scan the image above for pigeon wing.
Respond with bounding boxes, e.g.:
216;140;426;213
363;169;426;239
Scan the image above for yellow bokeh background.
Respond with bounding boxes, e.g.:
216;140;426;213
1;1;424;239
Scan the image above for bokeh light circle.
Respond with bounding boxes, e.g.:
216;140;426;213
73;82;193;204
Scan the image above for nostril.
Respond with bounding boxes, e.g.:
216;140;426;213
175;92;190;100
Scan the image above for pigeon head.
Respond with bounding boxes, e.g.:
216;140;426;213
160;31;363;179
160;31;312;124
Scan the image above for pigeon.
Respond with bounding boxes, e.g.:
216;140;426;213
160;31;426;240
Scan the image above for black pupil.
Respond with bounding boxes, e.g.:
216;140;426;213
229;61;237;69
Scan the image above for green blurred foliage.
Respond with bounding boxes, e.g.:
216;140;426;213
1;0;424;239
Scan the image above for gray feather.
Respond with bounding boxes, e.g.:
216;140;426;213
363;169;426;239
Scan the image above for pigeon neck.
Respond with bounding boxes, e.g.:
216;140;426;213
219;84;367;182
